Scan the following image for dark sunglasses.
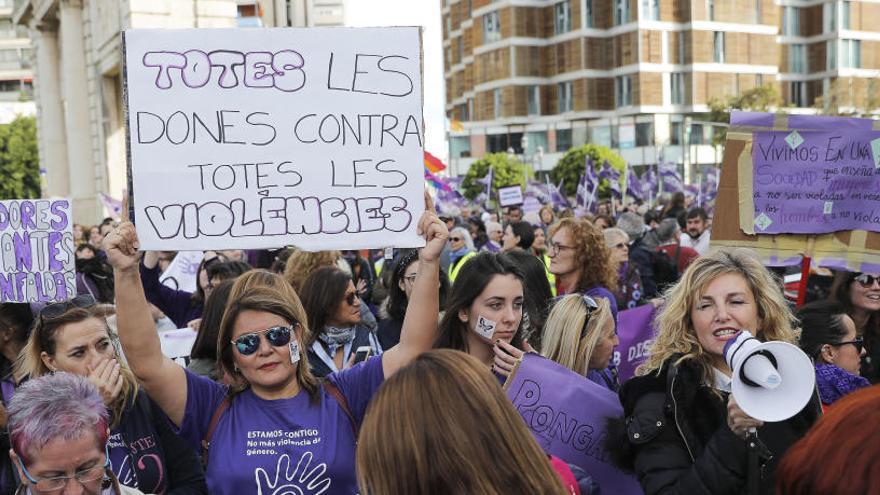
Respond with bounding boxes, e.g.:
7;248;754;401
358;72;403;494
39;294;97;324
579;295;599;339
449;236;463;242
231;325;293;356
854;274;880;288
344;292;358;306
831;337;864;354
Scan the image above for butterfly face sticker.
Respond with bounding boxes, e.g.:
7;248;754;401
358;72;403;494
474;315;497;340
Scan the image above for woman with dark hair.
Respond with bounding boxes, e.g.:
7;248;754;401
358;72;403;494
661;191;686;221
139;250;225;328
0;303;32;495
796;300;869;408
378;249;449;350
501;221;535;253
435;252;527;368
828;270;880;382
300;267;383;377
468;216;488;251
187;280;235;380
504;250;552;352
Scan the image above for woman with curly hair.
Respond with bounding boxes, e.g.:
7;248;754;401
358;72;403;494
282;250;341;292
609;248;820;495
547;217;618;316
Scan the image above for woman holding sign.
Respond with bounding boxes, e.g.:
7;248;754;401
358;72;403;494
609;248;820;494
103;194;445;495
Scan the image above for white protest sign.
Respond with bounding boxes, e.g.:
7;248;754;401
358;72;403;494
498;185;524;207
123;27;425;251
159;250;203;293
159;327;198;365
0;199;75;303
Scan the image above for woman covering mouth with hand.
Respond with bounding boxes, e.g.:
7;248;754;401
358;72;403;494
608;248;820;495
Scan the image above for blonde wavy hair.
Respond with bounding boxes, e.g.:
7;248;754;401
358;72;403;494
549;217;617;292
14;304;138;429
541;295;613;375
357;349;567;495
640;248;798;385
283;250;340;292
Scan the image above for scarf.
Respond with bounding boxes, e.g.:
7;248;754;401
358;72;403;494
815;363;871;405
319;325;357;355
449;246;471;266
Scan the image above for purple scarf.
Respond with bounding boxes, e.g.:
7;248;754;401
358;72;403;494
815;363;870;406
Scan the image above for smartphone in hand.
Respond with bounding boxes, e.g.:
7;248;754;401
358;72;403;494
353;345;372;364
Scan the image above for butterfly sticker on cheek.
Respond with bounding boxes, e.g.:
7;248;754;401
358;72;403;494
474;315;497;340
289;340;301;364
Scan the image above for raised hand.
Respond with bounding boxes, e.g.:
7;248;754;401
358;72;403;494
416;190;447;264
88;358;124;406
492;339;525;378
102;222;141;273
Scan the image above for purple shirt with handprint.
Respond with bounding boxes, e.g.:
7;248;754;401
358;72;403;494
178;355;384;494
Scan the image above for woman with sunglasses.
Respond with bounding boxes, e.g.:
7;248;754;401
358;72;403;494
8;373;146;495
603;227;643;310
796;300;869;410
103;199;446;495
608;248;820;494
447;226;476;283
828;271;880;382
540;294;618;379
299;266;383;378
14;294;207;494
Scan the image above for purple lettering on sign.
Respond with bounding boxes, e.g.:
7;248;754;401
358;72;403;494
19;201;36;230
47;231;63;271
12;232;31;271
50;200;70;230
0;273;13;302
752;129;880;234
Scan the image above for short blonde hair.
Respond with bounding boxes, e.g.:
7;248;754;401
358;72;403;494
541;295;613;375
641;248;798;385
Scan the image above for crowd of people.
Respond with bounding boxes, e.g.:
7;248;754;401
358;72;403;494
0;190;878;494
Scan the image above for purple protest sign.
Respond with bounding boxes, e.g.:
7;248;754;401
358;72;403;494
751;129;880;234
614;304;657;383
0;199;75;303
504;353;643;494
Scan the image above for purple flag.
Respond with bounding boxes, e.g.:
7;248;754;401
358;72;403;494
505;353;643;494
599;161;622;198
549;179;570;209
99;192;123;219
425;169;452;192
476;166;493;198
614;303;658;382
659;160;683;192
525;180;551;204
626;168;643;201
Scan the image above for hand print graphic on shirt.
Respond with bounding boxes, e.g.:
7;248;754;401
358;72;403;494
255;452;331;495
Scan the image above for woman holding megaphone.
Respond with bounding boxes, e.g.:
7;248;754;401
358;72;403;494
609;248;820;495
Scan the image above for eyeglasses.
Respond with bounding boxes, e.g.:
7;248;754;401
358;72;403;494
17;444;109;492
39;294;97;324
579;295;599;339
854;274;880;288
449;236;463;242
549;244;576;256
612;242;628;250
231;325;294;356
831;337;864;354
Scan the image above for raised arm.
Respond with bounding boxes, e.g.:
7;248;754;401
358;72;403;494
381;192;447;378
104;223;188;426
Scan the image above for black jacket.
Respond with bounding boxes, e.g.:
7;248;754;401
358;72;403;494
607;357;820;495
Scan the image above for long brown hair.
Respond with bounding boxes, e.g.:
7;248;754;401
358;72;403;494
218;272;319;402
549;217;617;293
14;305;138;428
356;349;568;495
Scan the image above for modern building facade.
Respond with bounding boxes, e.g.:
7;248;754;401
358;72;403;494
0;0;34;124
13;0;238;223
442;0;880;177
246;0;346;27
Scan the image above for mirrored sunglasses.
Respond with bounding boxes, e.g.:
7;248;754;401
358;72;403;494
231;325;293;356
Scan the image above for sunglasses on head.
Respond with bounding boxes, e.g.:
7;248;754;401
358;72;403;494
579;295;599;339
231;325;294;356
39;294;97;324
854;273;880;288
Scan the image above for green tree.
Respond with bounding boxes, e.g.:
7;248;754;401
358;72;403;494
0;116;40;200
707;84;782;146
549;144;625;198
461;152;530;201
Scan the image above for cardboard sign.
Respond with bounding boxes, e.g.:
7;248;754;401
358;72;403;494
498;185;524;207
123;27;426;252
159;250;203;293
614;304;656;382
0;199;75;303
504;353;642;494
713;111;880;272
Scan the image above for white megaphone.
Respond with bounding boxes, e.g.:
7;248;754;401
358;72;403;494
723;331;815;422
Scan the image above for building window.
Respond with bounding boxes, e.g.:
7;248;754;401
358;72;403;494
555;1;572;34
670;122;683;145
671;73;685;105
615;76;632;107
493;88;503;119
643;0;659;20
457;38;464;61
783;6;800;36
615;0;630;25
636;123;654;147
823;2;837;33
526;131;548;154
713;32;725;63
790;81;808;107
528;85;541;115
678;32;686;63
707;0;714;21
827;40;837;70
450;136;472;158
841;39;860;68
466;0;472;17
458;103;469;121
842;1;850;29
558;82;573;112
789;44;806;74
468;98;474;119
483;12;501;43
756;74;764;87
445;15;452;35
556;129;573;152
754;0;761;23
585;0;594;27
689;123;708;145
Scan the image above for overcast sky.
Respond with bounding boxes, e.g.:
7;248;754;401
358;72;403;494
345;0;448;161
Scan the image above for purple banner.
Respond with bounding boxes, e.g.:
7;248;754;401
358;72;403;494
752;129;880;234
614;304;656;383
504;353;643;494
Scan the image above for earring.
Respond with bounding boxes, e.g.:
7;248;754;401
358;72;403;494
233;365;239;372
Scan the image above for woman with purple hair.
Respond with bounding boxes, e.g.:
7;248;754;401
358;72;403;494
7;372;144;494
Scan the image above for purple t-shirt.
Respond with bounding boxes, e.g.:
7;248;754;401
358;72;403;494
178;355;384;494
